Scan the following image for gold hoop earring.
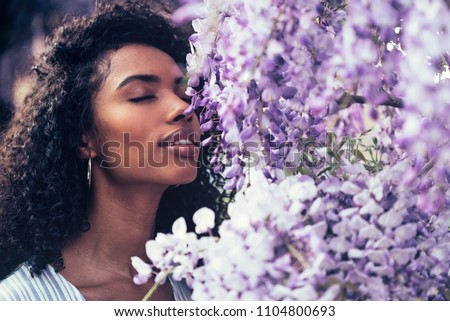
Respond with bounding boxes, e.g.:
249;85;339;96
87;157;92;190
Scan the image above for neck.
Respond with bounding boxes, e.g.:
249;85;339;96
64;164;167;276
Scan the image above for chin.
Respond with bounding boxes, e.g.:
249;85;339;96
170;166;198;185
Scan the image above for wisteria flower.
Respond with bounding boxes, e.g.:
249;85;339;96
135;0;450;301
193;207;216;234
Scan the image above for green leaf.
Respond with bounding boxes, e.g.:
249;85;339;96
327;132;337;146
444;288;450;301
360;127;373;136
353;149;367;162
298;166;311;175
283;167;293;177
317;166;333;177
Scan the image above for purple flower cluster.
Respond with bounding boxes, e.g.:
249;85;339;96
183;0;343;189
135;168;449;300
131;0;450;301
181;0;450;209
327;0;450;214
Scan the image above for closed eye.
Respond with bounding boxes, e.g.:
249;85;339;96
129;95;156;103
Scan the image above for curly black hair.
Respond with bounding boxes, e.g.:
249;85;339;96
0;0;233;280
0;100;12;131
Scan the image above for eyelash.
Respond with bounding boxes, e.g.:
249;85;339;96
129;95;191;104
129;95;156;103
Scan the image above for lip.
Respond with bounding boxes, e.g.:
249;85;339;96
158;128;200;158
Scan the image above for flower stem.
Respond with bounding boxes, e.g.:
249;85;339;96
336;91;403;109
142;267;174;301
285;240;310;270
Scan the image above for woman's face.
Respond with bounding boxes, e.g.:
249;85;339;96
89;44;200;187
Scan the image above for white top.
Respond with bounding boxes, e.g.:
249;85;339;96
0;263;191;301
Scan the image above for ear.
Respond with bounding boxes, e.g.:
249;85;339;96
77;133;98;160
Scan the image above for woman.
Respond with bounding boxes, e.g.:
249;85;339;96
0;1;229;300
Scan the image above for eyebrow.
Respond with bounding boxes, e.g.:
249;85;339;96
116;74;161;89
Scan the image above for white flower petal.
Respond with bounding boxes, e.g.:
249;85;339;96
341;181;362;195
193;207;216;234
130;256;152;285
394;223;417;242
172;217;187;236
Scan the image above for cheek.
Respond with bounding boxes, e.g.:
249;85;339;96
95;107;160;143
94;119;160;168
102;137;164;168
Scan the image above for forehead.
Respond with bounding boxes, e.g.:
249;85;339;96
105;44;184;85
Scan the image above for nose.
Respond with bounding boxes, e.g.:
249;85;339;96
166;94;194;124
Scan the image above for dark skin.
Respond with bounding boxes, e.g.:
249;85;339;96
59;44;200;300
